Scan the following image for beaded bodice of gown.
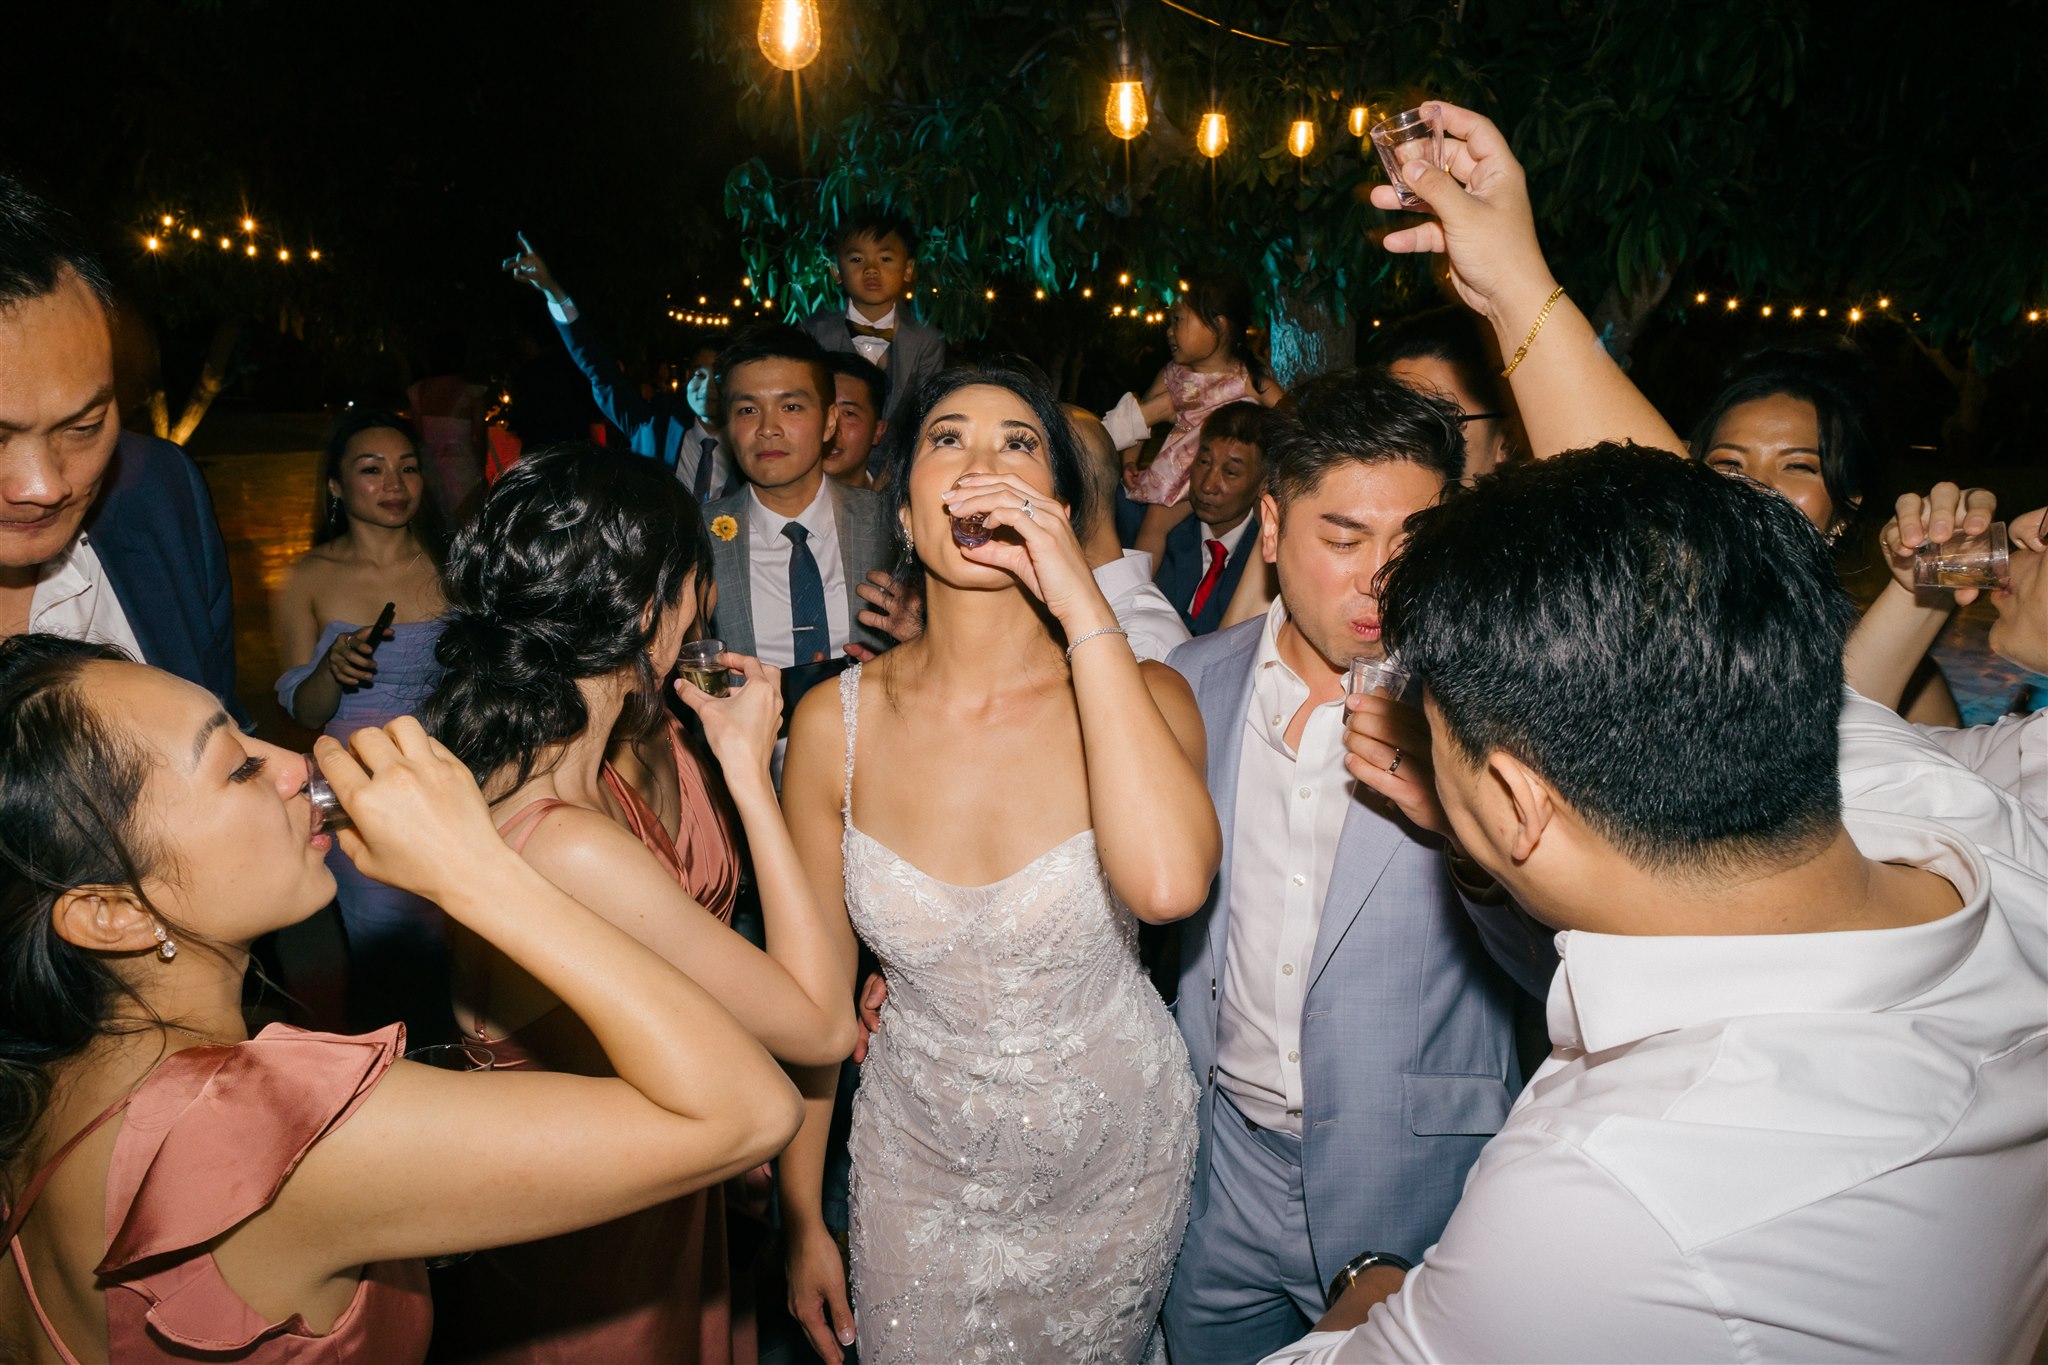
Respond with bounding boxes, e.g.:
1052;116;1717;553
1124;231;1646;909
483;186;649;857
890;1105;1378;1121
836;665;1198;1364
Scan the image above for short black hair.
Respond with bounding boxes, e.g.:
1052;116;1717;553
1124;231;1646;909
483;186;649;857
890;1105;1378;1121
833;207;920;258
1199;400;1270;454
825;349;890;416
1379;444;1854;878
1686;340;1883;544
713;322;832;409
1265;368;1465;506
1375;306;1505;409
0;173;115;313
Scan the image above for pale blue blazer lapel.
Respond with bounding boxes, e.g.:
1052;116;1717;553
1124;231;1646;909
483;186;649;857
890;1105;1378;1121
1306;790;1411;992
1200;629;1262;970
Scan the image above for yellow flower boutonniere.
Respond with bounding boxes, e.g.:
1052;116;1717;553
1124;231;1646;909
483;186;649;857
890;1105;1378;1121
710;515;739;542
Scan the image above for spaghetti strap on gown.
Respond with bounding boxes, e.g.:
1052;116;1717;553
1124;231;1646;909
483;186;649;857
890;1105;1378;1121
428;720;744;1365
837;665;1198;1363
2;1025;430;1365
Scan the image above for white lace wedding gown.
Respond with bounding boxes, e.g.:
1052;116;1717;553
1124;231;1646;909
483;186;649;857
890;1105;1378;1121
838;666;1199;1363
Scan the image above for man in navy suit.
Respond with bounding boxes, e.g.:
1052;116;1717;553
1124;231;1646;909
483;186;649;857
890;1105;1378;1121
799;209;945;421
503;235;735;501
1;175;243;722
1156;400;1270;635
1161;370;1554;1363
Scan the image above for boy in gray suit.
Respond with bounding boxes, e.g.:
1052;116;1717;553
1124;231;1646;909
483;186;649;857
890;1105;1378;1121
1162;370;1554;1363
800;208;946;422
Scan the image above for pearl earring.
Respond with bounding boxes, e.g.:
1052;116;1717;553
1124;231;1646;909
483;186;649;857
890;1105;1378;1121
152;921;178;962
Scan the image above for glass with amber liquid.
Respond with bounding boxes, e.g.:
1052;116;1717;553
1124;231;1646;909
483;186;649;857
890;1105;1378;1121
676;639;732;697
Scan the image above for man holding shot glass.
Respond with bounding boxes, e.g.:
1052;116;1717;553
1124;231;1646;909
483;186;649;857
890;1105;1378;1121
1160;370;1555;1362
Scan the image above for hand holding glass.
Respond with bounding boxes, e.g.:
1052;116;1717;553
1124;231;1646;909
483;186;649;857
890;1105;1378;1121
1346;656;1412;700
1915;523;2010;591
676;640;733;697
1370;107;1449;211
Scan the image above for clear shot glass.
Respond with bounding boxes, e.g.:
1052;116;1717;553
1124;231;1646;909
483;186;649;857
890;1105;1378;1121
676;639;733;697
302;753;350;832
1369;106;1447;210
1914;523;2010;591
1346;655;1412;700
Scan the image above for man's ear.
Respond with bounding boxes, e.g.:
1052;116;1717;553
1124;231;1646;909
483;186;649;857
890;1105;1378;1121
1486;750;1557;866
1258;492;1281;564
819;399;841;445
872;417;889;447
902;259;918;288
52;884;158;955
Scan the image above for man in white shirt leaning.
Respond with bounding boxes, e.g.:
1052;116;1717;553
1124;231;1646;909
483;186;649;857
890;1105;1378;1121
1268;446;2048;1365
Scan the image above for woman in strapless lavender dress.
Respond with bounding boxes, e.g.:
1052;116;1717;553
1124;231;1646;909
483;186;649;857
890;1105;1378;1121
420;445;858;1364
274;410;454;1042
778;366;1221;1364
0;636;800;1365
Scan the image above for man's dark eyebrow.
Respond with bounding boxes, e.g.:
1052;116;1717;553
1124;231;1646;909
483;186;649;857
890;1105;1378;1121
0;385;114;434
189;712;232;771
1320;512;1371;532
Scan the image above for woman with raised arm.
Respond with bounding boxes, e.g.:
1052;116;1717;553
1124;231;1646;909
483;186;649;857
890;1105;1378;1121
778;364;1219;1364
273;410;453;1041
418;444;856;1364
0;636;798;1365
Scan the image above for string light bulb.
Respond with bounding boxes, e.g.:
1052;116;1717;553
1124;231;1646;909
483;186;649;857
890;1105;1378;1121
1347;105;1371;139
2030;310;2042;323
1105;30;1147;140
144;236;161;252
1118;272;1131;286
244;244;256;257
1287;118;1316;158
1877;297;1891;309
1081;286;1093;299
240;217;255;232
1818;308;1828;317
277;248;290;263
188;227;201;239
1848;307;1863;322
218;237;231;250
1034;287;1046;300
984;288;996;301
1791;306;1804;319
1196;111;1229;158
1725;298;1739;311
159;214;173;227
1695;291;1709;304
757;0;821;71
309;249;321;261
1760;305;1772;317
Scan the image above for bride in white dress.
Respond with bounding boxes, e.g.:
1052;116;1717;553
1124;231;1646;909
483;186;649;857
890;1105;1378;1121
779;363;1221;1363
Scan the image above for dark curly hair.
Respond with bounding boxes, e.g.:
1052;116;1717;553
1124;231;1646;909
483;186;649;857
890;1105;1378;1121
0;636;169;1166
423;444;712;799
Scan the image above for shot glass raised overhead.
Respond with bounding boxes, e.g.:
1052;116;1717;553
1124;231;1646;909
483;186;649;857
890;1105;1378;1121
1914;523;2011;592
1369;106;1447;211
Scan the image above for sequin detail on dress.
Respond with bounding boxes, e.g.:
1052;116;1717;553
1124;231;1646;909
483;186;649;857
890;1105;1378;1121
837;666;1198;1363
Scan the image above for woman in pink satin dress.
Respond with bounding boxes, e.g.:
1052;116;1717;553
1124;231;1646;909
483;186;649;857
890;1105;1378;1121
420;445;858;1364
0;636;801;1365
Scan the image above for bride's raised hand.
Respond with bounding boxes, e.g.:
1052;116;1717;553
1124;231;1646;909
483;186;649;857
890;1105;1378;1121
674;652;784;781
943;472;1110;628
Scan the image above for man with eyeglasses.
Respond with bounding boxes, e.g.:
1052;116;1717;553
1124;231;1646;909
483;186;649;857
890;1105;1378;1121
1377;307;1522;482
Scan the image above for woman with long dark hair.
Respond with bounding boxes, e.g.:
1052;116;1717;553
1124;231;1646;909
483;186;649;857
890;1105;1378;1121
778;364;1219;1363
274;409;454;1041
420;444;856;1364
0;635;799;1365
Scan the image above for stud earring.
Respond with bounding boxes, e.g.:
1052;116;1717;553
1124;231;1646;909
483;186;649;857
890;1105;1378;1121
152;921;178;962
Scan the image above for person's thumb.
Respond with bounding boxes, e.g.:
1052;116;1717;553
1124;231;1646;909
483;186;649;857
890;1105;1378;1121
1400;160;1463;222
829;1283;856;1347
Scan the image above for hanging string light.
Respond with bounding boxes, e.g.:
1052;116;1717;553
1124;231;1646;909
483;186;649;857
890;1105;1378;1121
1105;25;1148;141
1288;117;1316;158
1196;110;1229;157
757;0;821;70
1346;104;1371;138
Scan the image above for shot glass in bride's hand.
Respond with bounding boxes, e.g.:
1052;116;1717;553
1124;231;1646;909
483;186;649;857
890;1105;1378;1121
1371;106;1449;211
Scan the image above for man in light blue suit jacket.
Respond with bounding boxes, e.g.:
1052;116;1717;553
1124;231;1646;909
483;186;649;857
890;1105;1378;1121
1161;371;1555;1363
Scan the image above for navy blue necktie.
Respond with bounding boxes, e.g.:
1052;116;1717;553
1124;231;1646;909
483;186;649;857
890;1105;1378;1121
783;523;829;664
691;436;716;501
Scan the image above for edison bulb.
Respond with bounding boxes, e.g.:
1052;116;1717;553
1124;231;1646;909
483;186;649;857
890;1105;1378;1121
1106;74;1148;140
758;0;821;71
1196;111;1229;158
1347;105;1370;138
1287;118;1316;158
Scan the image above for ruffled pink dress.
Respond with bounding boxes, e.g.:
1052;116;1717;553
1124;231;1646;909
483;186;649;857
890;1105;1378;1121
2;1025;430;1364
1126;361;1259;506
429;721;746;1365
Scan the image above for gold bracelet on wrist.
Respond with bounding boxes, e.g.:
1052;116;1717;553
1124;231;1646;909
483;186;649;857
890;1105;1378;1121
1500;284;1567;378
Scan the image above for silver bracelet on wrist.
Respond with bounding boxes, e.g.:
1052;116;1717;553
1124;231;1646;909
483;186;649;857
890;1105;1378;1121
1064;625;1130;660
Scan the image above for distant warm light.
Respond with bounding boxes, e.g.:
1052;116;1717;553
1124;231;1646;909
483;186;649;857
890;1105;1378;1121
1760;305;1772;317
1695;291;1709;303
278;248;290;262
742;275;753;288
245;244;257;257
1106;74;1148;141
698;295;708;305
1877;297;1891;309
764;298;774;307
732;297;742;308
1112;304;1124;316
1347;104;1371;139
1081;287;1093;299
1178;280;1189;292
984;288;996;300
143;236;161;252
1791;307;1805;319
1818;308;1829;318
240;217;255;232
309;249;321;261
218;237;231;250
1196;111;1229;158
1725;298;1739;311
1848;307;1863;322
2031;310;2043;323
159;214;173;227
1372;319;1382;328
757;0;821;70
1117;272;1131;286
1287;118;1317;158
1034;287;1046;300
188;227;201;239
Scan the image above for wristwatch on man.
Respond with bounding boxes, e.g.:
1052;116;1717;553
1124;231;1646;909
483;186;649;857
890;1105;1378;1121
1326;1248;1415;1310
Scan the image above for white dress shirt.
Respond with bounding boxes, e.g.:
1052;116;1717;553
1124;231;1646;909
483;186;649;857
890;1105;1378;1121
746;482;849;669
1920;709;2047;822
1092;549;1191;663
1217;598;1357;1135
27;532;145;662
677;419;734;500
846;303;897;369
1262;805;2048;1364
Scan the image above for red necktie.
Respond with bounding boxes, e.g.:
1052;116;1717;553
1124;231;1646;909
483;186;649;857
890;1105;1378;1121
1188;539;1229;618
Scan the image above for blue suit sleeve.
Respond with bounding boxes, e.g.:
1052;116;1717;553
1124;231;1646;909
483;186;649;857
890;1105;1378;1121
1459;890;1557;1002
553;312;670;463
182;454;251;730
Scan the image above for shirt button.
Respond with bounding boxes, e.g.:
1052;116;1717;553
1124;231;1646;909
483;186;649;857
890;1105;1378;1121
1298;786;1311;799
1287;1050;1300;1063
1281;963;1295;976
1271;714;1284;726
1290;873;1305;887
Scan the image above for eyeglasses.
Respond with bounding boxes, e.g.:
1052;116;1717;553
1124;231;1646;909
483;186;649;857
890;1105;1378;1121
1458;412;1506;423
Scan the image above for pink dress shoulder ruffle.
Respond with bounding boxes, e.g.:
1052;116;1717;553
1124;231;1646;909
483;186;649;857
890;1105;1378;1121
1126;361;1260;506
100;1024;430;1363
